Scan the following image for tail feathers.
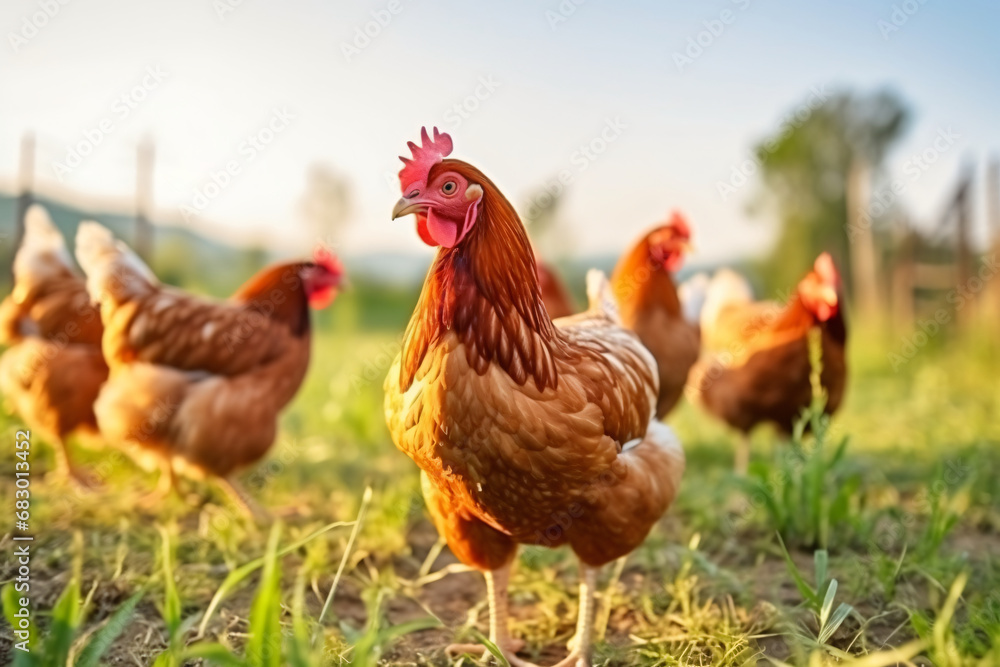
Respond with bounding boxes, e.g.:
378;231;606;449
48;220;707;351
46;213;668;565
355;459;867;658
701;268;753;330
678;271;710;325
585;269;621;325
12;205;75;301
75;222;158;302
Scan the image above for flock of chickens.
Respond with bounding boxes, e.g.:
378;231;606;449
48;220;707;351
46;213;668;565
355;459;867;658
0;127;846;667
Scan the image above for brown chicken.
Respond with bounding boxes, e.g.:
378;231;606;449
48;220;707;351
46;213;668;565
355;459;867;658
690;253;848;472
74;222;343;514
385;128;684;667
611;214;700;419
0;205;107;485
536;256;576;319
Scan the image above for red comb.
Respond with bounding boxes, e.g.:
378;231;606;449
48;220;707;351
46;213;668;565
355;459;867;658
313;246;344;277
667;211;691;238
398;127;453;192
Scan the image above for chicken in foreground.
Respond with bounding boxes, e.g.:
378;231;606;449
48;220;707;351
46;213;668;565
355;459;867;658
0;205;107;485
74;222;343;514
611;214;700;418
536;256;576;319
688;253;848;473
384;128;684;667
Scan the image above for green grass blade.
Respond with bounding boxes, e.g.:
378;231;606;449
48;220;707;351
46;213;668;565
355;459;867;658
245;522;283;667
44;555;83;667
314;486;373;644
74;590;144;667
158;526;182;641
814;549;829;594
818;602;854;644
2;583;40;667
819;577;837;627
776;533;819;608
197;518;355;637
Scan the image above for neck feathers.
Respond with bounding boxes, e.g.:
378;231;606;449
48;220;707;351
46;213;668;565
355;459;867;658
231;262;311;337
611;237;681;325
400;161;558;392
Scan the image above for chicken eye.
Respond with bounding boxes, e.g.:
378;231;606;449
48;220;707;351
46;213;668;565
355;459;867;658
442;181;457;195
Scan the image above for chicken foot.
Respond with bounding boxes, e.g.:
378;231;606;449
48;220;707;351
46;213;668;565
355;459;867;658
446;561;533;665
447;560;597;667
138;457;178;508
217;477;269;522
52;438;99;489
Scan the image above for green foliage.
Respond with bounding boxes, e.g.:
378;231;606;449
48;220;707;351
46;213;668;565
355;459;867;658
0;533;142;667
752;88;909;293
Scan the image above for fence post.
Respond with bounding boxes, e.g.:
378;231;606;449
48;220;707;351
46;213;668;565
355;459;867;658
135;137;155;263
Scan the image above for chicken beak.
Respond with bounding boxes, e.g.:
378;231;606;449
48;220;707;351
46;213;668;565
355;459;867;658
392;197;425;220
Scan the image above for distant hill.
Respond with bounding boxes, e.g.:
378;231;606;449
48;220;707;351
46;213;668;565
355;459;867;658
0;193;741;302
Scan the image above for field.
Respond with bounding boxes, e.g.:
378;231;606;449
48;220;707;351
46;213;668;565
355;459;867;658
1;285;1000;667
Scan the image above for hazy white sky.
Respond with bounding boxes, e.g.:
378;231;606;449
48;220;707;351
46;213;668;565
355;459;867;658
1;0;997;262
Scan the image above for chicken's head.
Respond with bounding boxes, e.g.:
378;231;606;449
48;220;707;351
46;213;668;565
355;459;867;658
392;127;483;248
302;246;344;309
646;212;693;273
798;252;840;322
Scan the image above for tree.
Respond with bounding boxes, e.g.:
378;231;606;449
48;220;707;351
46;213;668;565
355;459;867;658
752;88;910;297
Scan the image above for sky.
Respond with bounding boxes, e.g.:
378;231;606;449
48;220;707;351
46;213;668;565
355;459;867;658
1;0;998;263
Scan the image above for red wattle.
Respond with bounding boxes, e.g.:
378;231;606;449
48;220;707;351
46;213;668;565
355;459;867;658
425;208;459;248
416;214;439;247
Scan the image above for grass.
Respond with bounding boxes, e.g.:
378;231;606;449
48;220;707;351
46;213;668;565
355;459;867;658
0;304;999;666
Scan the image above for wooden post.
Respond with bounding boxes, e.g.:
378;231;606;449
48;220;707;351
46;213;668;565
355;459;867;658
11;133;35;283
891;217;915;331
135;137;155;263
952;168;973;327
988;158;1000;246
847;158;882;321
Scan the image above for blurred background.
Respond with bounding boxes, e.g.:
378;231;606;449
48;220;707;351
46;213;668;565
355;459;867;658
4;2;1000;664
2;0;999;324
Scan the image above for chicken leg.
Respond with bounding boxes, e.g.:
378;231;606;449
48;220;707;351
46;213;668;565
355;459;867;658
446;562;532;665
138;456;177;508
553;563;598;667
447;560;598;667
52;437;98;489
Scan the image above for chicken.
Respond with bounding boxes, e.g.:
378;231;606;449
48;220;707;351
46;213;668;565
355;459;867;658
689;253;848;472
0;205;107;485
74;222;343;514
536;256;576;319
611;214;700;418
384;128;684;667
